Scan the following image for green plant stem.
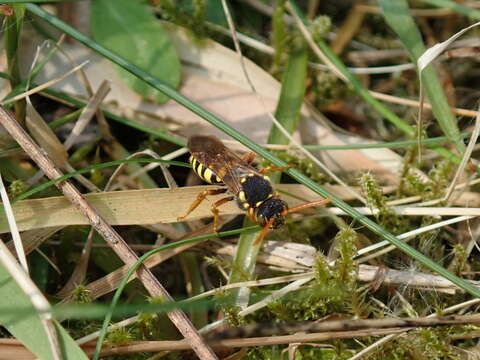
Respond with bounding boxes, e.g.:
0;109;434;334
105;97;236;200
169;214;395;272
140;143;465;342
271;0;286;72
268;45;309;145
229;27;309;303
26;4;480;298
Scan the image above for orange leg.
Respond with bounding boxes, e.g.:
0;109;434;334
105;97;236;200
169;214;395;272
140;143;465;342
252;197;331;246
252;218;275;246
241;152;256;165
259;165;292;174
285;198;331;215
177;188;227;222
211;196;235;232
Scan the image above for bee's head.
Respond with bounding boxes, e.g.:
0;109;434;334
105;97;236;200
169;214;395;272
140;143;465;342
255;198;288;229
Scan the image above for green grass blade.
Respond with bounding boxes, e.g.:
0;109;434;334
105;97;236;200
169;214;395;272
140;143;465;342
418;0;480;20
26;4;480;298
268;45;309;146
379;0;464;153
0;264;87;359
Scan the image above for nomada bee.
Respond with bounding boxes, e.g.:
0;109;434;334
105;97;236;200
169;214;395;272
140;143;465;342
177;135;330;245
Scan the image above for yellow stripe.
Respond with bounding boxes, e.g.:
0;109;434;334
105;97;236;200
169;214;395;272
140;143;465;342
191;156;222;183
197;163;204;179
204;168;214;183
238;191;246;202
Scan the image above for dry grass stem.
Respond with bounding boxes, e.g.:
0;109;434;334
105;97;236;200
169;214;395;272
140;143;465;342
3;187;479;234
0;173;28;273
63;80;110;150
443;105;480;203
357;215;476;258
92;314;480;356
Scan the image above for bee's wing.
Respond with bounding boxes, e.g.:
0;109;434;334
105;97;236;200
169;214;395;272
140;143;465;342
189;135;256;194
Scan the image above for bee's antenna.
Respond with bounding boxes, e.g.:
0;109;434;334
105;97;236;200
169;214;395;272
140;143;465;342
253;198;331;246
283;198;331;216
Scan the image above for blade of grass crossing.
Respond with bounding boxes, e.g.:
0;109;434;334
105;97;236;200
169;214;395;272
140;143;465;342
418;0;480;20
379;0;464;153
25;4;480;298
0;263;87;359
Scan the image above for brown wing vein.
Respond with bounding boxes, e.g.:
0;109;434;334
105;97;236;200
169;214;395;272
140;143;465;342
188;135;257;194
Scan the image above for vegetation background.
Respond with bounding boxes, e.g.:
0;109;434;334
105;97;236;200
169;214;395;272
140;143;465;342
0;0;480;359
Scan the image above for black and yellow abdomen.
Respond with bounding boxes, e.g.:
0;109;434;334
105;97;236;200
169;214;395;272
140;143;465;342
189;155;223;184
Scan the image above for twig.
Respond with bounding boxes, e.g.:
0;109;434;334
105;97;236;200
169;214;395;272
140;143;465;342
95;314;480;356
63;80;110;150
348;298;480;360
0;107;218;360
0;61;88;106
443;104;480;203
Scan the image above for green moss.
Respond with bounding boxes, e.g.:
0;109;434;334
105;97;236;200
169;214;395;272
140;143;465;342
222;304;246;327
309;16;331;41
449;243;468;276
360;173;408;234
313;70;349;107
70;284;92;303
260;228;366;322
8;179;26;197
105;326;132;347
373;327;463;360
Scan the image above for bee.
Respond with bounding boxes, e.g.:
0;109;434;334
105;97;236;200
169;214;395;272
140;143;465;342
177;135;330;245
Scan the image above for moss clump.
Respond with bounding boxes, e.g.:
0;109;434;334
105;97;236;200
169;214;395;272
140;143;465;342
360;172;408;234
8;179;26;197
70;284;92;303
373;327;463;360
309;15;331;41
105;327;133;347
264;228;368;322
222;304;246;327
313;70;349;108
449;243;468;276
